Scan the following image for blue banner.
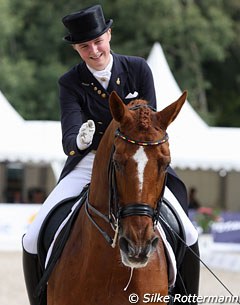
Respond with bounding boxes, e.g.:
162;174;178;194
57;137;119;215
211;212;240;243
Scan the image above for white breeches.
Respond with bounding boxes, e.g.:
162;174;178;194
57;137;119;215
22;152;96;254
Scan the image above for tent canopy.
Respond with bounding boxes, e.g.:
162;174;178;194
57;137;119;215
147;43;240;171
0;91;64;164
0;91;24;126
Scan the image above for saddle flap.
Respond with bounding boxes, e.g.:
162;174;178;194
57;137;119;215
35;187;88;297
37;185;89;271
159;198;186;267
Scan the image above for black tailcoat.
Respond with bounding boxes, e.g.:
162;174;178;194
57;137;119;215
58;53;188;213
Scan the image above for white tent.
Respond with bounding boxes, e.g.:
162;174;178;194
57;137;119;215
147;43;240;172
0;91;65;165
0;90;24;126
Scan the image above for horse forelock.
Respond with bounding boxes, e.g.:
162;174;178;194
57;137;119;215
138;106;152;130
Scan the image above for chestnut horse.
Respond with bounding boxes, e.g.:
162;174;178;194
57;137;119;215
47;91;187;305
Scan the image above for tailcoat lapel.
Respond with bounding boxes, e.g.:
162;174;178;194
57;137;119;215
77;63;110;108
77;54;129;105
107;54;128;99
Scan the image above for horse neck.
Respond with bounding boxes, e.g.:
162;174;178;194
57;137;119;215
79;122;117;252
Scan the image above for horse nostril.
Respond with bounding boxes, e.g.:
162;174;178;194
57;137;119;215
119;236;159;259
119;237;135;257
119;237;129;253
151;236;159;249
142;237;159;258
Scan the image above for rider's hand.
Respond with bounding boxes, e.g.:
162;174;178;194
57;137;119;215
76;120;96;150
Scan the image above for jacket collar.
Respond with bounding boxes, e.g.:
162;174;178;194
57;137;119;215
77;53;128;103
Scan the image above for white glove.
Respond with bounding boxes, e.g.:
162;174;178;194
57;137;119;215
76;120;96;150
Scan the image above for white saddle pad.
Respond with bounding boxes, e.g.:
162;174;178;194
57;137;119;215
164;186;199;246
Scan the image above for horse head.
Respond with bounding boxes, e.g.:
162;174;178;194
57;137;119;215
109;91;187;268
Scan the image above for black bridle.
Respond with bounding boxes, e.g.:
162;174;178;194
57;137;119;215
85;105;169;247
108;131;168;223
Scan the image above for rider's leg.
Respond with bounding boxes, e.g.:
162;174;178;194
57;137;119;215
164;186;200;304
22;247;46;305
172;241;200;304
22;153;95;305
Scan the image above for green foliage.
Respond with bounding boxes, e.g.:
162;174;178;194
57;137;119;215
0;0;239;126
195;207;220;234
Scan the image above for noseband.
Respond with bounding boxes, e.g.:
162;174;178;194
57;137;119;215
85;104;169;247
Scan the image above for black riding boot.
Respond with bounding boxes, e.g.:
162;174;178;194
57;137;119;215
22;247;47;305
172;241;200;304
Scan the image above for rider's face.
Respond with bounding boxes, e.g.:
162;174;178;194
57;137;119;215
73;30;112;71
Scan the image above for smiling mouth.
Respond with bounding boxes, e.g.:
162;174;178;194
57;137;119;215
90;53;102;60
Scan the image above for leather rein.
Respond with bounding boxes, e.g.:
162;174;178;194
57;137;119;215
85;105;169;247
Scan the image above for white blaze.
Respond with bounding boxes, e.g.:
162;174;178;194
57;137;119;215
132;146;148;191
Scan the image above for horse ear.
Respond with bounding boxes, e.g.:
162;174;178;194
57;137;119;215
157;91;187;129
109;91;130;123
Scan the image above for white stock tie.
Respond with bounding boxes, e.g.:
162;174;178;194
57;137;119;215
93;70;111;89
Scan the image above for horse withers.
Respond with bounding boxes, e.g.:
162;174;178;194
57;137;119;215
47;91;187;305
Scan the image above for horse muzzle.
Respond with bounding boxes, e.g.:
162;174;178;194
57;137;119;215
116;204;160;268
119;235;159;268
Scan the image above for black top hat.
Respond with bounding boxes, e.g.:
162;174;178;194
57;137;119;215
62;5;113;44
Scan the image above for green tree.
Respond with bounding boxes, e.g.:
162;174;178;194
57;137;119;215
0;0;239;127
202;0;240;126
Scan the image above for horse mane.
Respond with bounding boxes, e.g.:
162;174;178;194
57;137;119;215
128;99;152;131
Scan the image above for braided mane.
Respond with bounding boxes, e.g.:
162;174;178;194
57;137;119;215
138;106;151;130
128;99;152;131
